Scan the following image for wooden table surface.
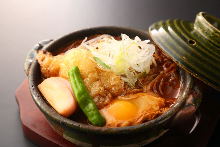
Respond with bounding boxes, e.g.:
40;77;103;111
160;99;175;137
0;0;220;146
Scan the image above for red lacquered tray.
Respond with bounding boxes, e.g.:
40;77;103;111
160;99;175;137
15;79;220;147
16;79;76;147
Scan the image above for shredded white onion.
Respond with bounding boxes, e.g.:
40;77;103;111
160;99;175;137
81;34;155;87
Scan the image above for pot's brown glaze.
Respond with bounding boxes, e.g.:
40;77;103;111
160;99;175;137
25;26;201;147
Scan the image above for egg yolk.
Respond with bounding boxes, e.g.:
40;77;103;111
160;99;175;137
108;100;138;120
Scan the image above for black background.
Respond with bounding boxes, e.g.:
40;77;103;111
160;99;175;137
0;0;219;146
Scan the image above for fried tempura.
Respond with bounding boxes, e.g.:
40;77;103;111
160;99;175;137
37;48;124;108
37;51;63;78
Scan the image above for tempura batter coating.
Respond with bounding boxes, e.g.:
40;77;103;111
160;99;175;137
37;48;124;108
37;51;63;77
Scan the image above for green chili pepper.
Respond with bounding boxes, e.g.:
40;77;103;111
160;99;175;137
68;66;106;126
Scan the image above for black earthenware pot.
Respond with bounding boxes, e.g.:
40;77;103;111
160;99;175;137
24;26;202;147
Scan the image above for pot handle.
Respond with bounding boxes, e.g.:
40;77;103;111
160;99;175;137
168;83;202;134
24;39;53;76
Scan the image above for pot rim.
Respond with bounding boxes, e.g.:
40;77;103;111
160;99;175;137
28;26;193;135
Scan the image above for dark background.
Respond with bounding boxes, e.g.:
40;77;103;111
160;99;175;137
0;0;219;146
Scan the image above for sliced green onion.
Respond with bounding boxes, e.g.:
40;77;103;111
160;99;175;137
93;57;111;69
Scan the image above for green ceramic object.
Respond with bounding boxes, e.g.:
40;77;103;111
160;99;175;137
149;12;220;91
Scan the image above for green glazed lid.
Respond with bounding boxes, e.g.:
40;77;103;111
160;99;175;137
149;12;220;91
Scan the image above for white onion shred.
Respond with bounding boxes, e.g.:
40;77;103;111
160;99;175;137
80;34;155;87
